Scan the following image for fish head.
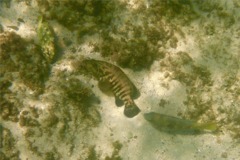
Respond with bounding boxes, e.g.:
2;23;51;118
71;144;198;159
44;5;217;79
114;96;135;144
81;59;101;76
143;112;156;121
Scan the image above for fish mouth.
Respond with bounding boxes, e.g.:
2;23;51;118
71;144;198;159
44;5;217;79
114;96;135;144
143;112;153;121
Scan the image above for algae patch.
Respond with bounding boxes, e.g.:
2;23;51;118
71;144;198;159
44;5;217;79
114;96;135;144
0;126;20;160
0;31;50;91
37;16;56;63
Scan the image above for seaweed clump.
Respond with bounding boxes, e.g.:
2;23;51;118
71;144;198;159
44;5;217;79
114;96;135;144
159;52;215;121
84;141;123;160
146;0;198;24
159;49;240;140
92;0;199;70
0;31;50;123
0;79;20;122
15;68;102;159
217;73;240;139
36;0;120;35
105;141;123;160
0;54;102;159
0;0;11;8
96;34;159;71
0;31;50;91
55;75;100;117
37;16;56;63
0;126;20;160
93;8;175;70
35;0;197;71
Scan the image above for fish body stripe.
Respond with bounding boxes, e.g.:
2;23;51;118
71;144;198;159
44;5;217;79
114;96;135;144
99;64;135;103
82;59;140;117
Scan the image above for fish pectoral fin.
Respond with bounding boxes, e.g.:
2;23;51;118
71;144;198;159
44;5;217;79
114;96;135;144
115;97;124;107
98;80;113;96
131;87;141;99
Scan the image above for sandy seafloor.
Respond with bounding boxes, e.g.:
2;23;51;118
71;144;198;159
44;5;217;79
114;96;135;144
0;0;240;160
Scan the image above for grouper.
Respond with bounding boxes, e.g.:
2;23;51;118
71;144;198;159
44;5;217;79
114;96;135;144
81;59;141;118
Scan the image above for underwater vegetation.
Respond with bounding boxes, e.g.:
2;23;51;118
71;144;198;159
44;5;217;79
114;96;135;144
94;9;170;70
0;78;20;122
0;24;3;32
37;16;56;63
0;31;50;91
105;141;123;160
49;73;101;120
144;112;217;135
34;0;200;71
159;51;215;121
93;0;201;70
9;57;103;159
158;27;240;139
0;30;102;159
36;0;120;32
95;35;159;71
0;126;20;160
0;31;50;124
0;0;239;159
32;0;205;71
84;141;123;160
0;0;11;8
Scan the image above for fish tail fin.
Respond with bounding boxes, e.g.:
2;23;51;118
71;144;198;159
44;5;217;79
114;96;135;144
124;102;140;118
193;122;218;131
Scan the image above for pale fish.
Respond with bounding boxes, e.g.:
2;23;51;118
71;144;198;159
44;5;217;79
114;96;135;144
144;112;217;134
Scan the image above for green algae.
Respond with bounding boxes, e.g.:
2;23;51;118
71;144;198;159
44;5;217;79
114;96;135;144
37;16;56;63
0;127;20;160
0;1;240;159
0;31;50;91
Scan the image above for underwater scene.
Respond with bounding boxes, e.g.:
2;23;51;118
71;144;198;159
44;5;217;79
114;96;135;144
0;0;240;160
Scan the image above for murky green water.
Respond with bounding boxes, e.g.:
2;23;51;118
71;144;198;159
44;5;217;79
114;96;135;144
1;0;240;159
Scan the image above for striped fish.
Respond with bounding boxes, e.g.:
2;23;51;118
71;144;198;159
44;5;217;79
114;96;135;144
81;59;141;118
